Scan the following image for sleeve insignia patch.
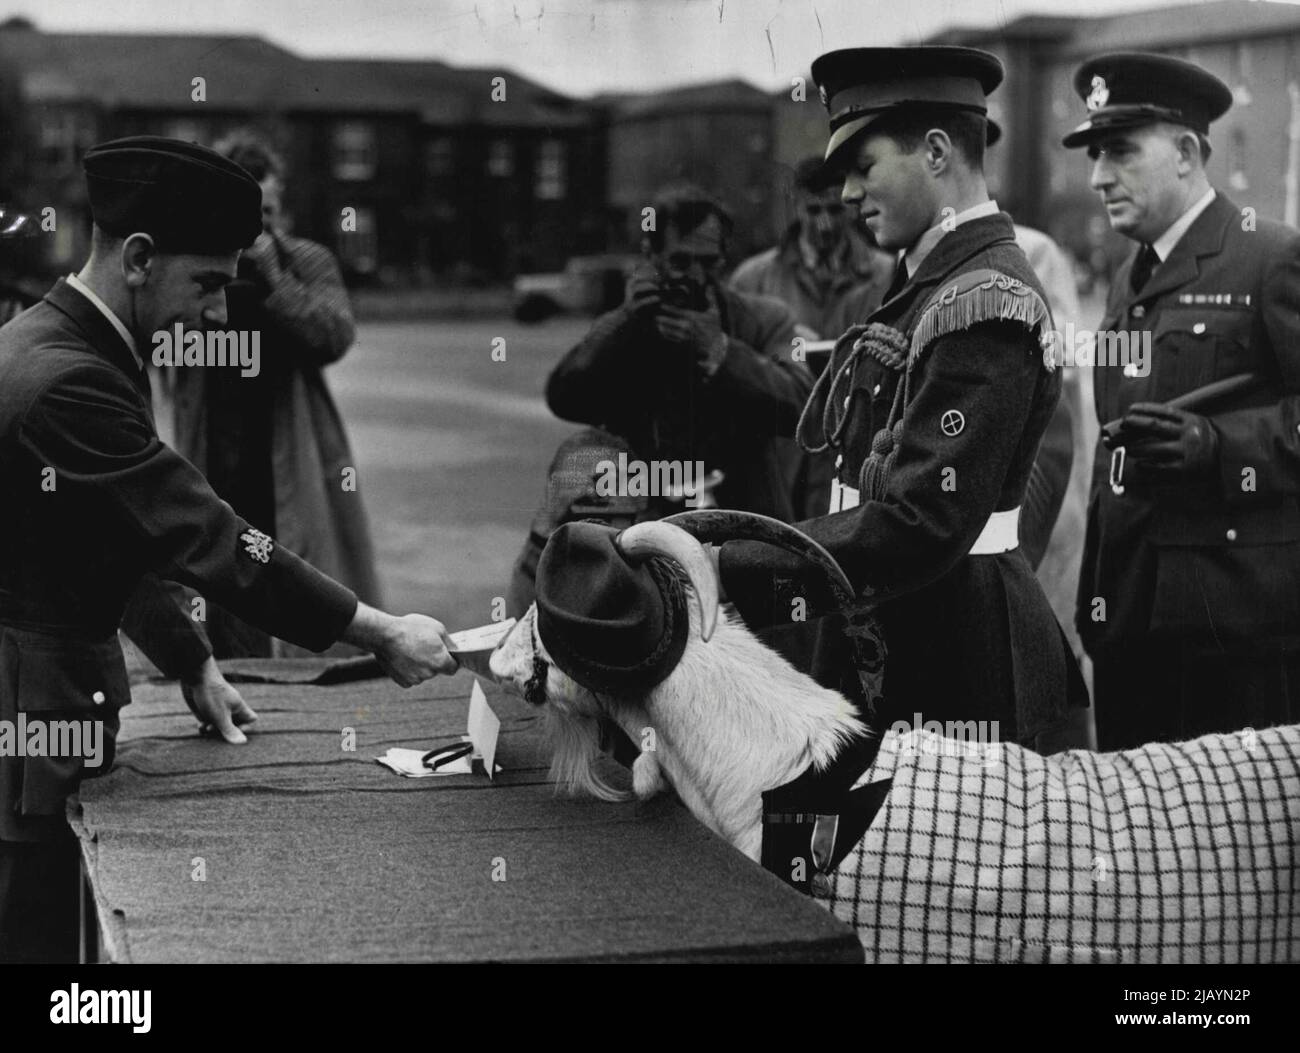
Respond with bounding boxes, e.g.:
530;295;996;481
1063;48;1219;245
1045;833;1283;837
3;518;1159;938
240;528;274;564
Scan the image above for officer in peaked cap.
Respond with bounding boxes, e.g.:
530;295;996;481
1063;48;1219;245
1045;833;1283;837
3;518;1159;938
1065;53;1300;749
714;47;1087;756
0;136;457;961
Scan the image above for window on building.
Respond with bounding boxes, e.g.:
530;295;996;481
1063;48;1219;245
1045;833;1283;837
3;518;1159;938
487;139;514;177
534;138;566;200
1229;127;1249;191
425;137;455;177
332;122;377;181
37;109;92;174
338;205;378;273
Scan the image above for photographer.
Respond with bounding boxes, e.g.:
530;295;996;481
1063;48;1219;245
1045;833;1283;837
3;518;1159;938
545;183;812;521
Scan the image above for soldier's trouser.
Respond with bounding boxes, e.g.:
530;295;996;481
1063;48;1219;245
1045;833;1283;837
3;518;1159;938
0;828;80;963
1093;640;1300;751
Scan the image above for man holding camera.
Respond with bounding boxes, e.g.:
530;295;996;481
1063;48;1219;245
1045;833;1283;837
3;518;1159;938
545;182;812;522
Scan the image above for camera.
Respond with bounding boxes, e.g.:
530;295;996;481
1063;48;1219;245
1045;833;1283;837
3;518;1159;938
658;275;708;312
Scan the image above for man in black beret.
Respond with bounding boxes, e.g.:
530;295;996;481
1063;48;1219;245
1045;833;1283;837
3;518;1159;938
1065;53;1300;749
715;47;1086;750
0;136;458;961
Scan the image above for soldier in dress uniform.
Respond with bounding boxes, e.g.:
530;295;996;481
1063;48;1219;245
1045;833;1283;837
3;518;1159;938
1064;53;1300;749
715;47;1087;748
0;137;458;962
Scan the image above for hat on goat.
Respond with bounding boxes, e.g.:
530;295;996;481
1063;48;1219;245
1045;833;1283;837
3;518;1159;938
83;135;263;253
535;521;689;695
811;45;1004;166
1062;52;1233;148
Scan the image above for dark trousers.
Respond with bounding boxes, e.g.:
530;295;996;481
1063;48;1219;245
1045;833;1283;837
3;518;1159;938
1093;640;1300;751
0;829;81;963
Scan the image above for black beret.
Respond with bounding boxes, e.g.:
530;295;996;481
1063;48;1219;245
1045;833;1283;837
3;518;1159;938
811;46;1004;165
535;521;689;696
1062;52;1233;148
83;135;263;252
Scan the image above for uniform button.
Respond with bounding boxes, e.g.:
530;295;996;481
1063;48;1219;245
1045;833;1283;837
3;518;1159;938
1226;529;1238;542
1132;305;1145;319
1193;322;1207;334
835;454;843;469
92;690;106;705
843;395;851;410
873;383;881;397
1123;362;1139;378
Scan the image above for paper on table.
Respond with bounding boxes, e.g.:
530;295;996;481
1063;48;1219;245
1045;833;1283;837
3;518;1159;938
375;743;498;778
374;678;503;778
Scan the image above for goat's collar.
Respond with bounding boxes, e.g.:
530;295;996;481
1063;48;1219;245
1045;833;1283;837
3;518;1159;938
760;728;891;895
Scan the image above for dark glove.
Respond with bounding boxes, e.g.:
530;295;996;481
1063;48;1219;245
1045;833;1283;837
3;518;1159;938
1109;402;1220;484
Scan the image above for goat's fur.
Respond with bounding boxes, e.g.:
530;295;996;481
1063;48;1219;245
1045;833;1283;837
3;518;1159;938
491;586;864;859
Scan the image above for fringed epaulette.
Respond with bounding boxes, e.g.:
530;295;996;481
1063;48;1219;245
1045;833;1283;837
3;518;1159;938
908;268;1053;371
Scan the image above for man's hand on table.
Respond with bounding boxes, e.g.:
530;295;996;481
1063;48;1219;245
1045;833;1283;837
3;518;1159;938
342;603;459;687
181;656;259;744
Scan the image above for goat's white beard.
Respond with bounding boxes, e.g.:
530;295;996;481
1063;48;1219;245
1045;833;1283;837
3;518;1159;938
542;603;867;861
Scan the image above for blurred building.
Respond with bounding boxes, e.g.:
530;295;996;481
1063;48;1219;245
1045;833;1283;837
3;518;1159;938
0;16;604;283
598;79;778;260
5;2;1300;287
927;0;1300;275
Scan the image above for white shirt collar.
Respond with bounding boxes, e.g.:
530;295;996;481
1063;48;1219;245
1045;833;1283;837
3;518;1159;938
65;273;142;371
903;199;1001;278
1152;188;1217;262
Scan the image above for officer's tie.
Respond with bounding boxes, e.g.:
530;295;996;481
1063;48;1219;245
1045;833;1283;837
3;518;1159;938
1129;242;1159;294
883;255;909;301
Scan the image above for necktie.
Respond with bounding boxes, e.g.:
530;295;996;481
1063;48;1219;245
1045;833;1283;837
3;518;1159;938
883;256;909;301
1129;243;1158;295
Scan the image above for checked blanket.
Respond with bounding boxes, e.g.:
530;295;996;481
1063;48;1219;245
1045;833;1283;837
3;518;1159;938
820;724;1300;963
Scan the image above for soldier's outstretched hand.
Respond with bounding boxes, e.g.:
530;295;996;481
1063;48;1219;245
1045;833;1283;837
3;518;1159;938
181;657;260;744
342;603;459;687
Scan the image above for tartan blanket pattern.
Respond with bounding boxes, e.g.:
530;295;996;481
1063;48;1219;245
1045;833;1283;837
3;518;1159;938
819;724;1300;963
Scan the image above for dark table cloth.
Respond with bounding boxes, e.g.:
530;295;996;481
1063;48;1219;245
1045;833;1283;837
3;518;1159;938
71;664;861;963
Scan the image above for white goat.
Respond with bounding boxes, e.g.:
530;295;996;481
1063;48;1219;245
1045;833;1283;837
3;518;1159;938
491;520;1300;963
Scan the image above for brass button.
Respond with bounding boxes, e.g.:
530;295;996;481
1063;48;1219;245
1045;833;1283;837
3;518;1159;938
873;383;881;397
92;690;106;705
835;454;844;469
1193;322;1207;334
1226;529;1238;542
843;395;851;409
1132;305;1145;319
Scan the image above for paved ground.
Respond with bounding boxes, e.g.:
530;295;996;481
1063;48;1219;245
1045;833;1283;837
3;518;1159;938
328;317;584;628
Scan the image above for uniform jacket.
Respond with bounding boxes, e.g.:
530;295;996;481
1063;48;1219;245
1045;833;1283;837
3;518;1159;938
171;233;382;657
546;284;812;522
0;279;358;840
1076;193;1300;654
721;212;1085;744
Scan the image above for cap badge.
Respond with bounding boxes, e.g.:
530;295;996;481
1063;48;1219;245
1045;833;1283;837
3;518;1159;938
818;83;828;107
240;527;274;564
1086;75;1110;111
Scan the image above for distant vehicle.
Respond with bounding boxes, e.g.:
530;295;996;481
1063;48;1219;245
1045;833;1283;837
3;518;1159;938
513;254;639;323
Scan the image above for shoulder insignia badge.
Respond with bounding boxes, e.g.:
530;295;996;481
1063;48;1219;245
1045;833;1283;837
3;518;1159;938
909;268;1053;371
240;528;274;564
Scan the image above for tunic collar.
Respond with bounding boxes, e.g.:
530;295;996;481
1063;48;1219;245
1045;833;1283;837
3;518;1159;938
65;272;143;371
902;199;1001;279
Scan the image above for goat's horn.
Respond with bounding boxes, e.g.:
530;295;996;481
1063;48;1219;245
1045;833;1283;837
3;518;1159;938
614;521;719;643
663;509;855;608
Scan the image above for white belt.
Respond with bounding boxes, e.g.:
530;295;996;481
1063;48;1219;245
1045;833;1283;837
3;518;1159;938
828;482;1019;556
969;507;1020;555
